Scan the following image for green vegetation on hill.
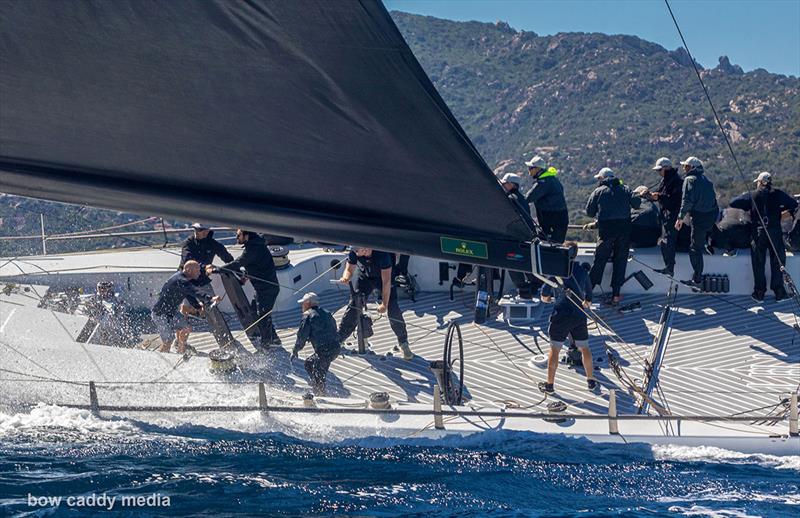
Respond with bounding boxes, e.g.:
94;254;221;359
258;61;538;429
392;12;799;224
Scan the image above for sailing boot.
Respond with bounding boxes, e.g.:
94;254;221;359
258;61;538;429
398;341;413;360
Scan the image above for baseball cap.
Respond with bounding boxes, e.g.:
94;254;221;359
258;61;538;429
754;171;772;184
501;172;522;186
191;222;209;230
652;157;672;170
297;292;320;305
594;167;615;180
679;156;703;169
524;155;546;169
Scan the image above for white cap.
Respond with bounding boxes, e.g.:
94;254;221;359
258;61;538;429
524;155;546;169
500;172;521;186
652;157;672;170
191;222;209;230
297;292;320;305
679;156;703;169
754;171;772;184
633;185;649;196
594;167;615;180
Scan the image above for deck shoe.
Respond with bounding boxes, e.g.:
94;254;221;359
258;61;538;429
538;382;555;394
774;291;790;303
654;267;673;277
751;291;765;303
399;341;413;360
587;378;598;391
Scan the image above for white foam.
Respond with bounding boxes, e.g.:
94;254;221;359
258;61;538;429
667;505;762;518
653;444;800;471
0;403;139;436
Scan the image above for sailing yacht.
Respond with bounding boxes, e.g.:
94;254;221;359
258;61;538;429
0;1;797;454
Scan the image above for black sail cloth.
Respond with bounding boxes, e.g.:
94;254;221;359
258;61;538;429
0;0;534;270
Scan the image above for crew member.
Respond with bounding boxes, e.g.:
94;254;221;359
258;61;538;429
538;242;597;394
180;223;234;297
586;168;641;304
211;230;281;349
502;172;537;299
151;260;217;353
291;292;342;395
524;155;569;243
648;157;683;276
675;157;719;287
337;247;411;360
730;172;798;302
84;281;135;347
630;186;661;248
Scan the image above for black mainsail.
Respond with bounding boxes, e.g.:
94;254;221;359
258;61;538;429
0;0;534;268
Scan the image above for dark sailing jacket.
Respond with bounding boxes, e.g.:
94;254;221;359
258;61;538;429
654;167;683;220
586;178;641;222
152;271;208;317
180;230;234;286
293;307;341;356
220;234;278;289
678;167;718;219
542;264;592;318
525;168;567;212
730;187;798;231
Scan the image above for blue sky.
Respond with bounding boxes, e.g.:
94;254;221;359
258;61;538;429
384;0;800;76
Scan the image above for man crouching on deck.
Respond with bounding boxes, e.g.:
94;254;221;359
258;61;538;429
151;260;219;353
538;242;598;394
291;292;342;395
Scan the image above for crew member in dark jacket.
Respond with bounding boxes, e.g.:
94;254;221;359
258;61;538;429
675;156;719;287
524;155;569;243
502;173;538;299
629;187;661;248
210;230;281;348
291;292;342;395
337;247;411;359
586;168;641;303
180;223;234;297
152;260;216;353
538;243;597;394
730;172;798;302
647;157;683;276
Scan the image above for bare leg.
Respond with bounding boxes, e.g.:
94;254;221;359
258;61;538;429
175;327;191;354
579;344;594;380
547;340;562;385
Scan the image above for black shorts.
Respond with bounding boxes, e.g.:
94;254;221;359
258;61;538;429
548;311;588;342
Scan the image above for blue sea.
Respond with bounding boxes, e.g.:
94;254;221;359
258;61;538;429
1;406;798;517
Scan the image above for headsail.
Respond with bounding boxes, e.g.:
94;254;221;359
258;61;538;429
0;0;534;268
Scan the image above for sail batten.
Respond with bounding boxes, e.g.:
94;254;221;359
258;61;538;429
0;0;534;267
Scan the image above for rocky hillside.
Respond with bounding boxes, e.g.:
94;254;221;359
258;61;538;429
392;12;799;222
2;11;798;255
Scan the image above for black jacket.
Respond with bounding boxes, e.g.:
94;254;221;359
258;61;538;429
730;187;798;230
180;231;234;286
220;234;278;289
152;271;208;317
654;167;683;219
586;178;641;222
293;306;341;356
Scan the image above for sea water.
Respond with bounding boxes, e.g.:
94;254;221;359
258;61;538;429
0;405;798;517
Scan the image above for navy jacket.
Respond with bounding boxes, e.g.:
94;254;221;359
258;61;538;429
348;250;393;279
293;307;341;356
730;187;798;230
152;271;208;316
180;230;234;286
586;178;641;222
220;234;278;289
542;265;593;318
654;167;683;220
678;167;718;218
525;172;567;212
